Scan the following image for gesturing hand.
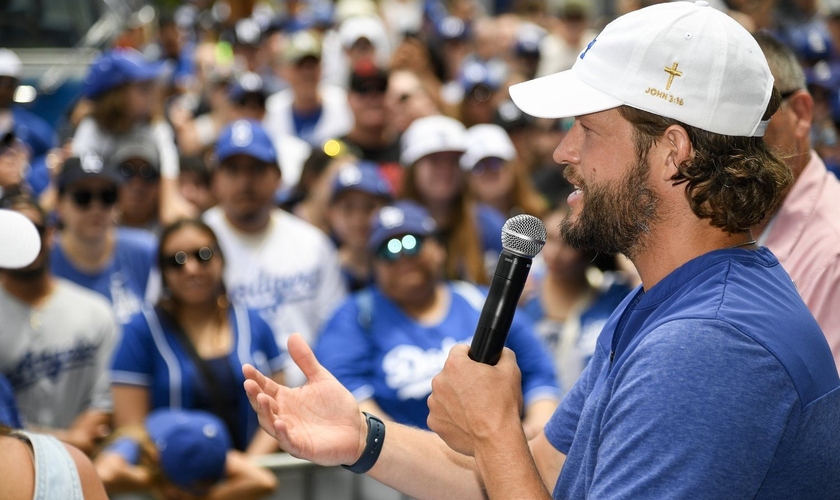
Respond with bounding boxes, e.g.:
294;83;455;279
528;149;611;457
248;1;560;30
242;333;366;466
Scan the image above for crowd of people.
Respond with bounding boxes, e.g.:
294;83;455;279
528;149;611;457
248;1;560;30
0;0;839;498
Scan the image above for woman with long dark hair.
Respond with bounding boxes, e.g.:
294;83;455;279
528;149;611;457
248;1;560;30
110;219;284;455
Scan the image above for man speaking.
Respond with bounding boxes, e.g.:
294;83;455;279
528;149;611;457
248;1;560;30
243;2;840;499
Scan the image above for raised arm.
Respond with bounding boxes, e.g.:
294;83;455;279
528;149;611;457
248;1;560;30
242;333;487;500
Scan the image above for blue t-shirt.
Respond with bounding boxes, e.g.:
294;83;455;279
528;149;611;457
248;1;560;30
110;305;284;451
51;227;157;324
545;247;840;499
291;106;324;146
315;281;560;430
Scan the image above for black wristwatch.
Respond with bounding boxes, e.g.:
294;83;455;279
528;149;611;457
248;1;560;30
341;412;386;474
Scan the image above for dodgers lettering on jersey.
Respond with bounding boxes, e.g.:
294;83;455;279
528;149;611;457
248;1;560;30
227;269;321;311
8;341;100;390
383;337;459;400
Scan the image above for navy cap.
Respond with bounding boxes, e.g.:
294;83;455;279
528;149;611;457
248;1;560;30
58;152;123;191
368;200;437;252
216;119;278;166
331;161;392;201
146;409;231;493
458;59;505;93
82;49;162;99
228;72;269;103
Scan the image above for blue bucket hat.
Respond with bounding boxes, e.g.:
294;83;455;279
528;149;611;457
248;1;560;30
216;119;278;166
331;161;392;202
368;200;437;252
82;49;163;99
146;409;231;493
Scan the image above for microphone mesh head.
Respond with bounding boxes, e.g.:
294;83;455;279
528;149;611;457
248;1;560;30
501;214;546;258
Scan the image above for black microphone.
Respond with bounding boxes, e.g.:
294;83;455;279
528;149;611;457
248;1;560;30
469;214;547;365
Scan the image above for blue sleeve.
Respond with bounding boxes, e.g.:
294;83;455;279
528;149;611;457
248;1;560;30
110;312;155;387
506;311;561;403
104;436;142;464
0;374;22;428
313;295;377;401
25;156;51;197
588;319;798;500
249;309;284;374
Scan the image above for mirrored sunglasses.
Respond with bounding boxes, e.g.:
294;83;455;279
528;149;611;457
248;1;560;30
472;157;505;176
375;234;425;262
163;246;216;269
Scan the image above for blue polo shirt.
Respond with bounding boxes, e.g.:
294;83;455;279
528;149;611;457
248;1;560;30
546;247;840;499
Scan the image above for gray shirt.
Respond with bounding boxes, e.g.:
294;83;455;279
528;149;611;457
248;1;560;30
0;279;118;428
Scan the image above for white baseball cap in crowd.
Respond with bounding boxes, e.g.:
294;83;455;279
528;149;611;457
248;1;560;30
339;15;390;52
460;124;517;171
400;115;468;166
0;209;41;269
0;48;22;79
509;1;774;137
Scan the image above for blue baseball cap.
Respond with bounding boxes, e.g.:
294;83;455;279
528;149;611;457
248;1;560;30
216;119;278;166
331;161;392;202
368;200;437;252
146;409;231;493
57;152;124;191
82;49;163;99
228;72;269;104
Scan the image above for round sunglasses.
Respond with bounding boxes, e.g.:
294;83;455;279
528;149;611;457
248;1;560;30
375;235;425;262
163;246;216;270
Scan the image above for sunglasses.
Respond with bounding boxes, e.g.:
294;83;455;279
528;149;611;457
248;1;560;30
119;162;160;182
472;157;505;176
163;246;216;270
375;234;425;262
69;188;118;208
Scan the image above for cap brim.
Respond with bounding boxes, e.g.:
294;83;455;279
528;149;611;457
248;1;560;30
509;69;623;119
0;210;41;269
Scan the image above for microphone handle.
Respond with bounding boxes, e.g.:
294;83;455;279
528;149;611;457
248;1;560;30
468;251;533;365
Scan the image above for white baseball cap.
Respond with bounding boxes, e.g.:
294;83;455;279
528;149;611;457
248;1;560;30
0;49;22;79
339;15;389;51
0;209;41;269
400;115;468;166
460;124;517;171
509;1;774;137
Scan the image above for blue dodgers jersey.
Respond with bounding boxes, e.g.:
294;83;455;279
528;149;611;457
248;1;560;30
110;305;284;450
315;282;560;430
51;227;157;324
545;247;840;499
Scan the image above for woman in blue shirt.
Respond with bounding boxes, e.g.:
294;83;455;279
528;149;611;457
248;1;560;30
110;219;284;454
315;201;560;436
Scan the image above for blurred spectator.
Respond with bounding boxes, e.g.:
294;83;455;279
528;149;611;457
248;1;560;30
169;70;235;157
95;408;276;499
0;48;58;199
229;71;270;122
384;69;440;135
323;14;393;87
340;62;404;191
315;201;560;435
51;154;158;325
536;0;597;77
179;154;217;213
111;129;162;234
511;23;547;80
264;30;353;147
400;115;505;285
74;49;194;225
0;129;27;199
0;194;118;455
327;161;393;291
153;11;196;95
520;205;633;391
110;218;284;454
204;120;347;386
756;32;840;371
0;423;108;499
282;142;353;231
461;123;548;218
449;58;507;127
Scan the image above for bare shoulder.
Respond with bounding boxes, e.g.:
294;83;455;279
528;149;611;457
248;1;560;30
63;443;109;500
0;435;35;499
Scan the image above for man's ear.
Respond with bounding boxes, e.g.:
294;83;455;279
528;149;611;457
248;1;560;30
786;90;814;141
657;124;692;183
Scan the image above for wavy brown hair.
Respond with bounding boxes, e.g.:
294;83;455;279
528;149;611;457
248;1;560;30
401;165;489;285
617;88;792;234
